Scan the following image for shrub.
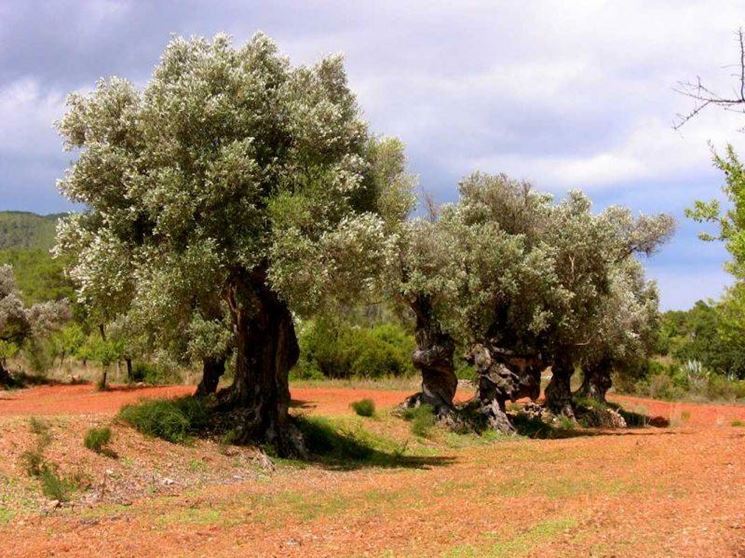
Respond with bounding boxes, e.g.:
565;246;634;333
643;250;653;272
39;465;76;502
84;427;112;453
118;397;209;444
402;404;436;437
21;448;45;477
350;398;376;417
130;361;181;385
297;319;415;379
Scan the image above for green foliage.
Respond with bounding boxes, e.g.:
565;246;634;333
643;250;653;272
118;397;209;444
296;319;415;379
619;359;745;402
402;404;436;437
83;427;112;453
0;249;74;305
0;212;61;251
129;361;179;385
350;398;376;417
39;466;77;502
656;301;745;378
686;146;745;280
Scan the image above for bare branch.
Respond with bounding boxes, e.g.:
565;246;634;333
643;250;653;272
674;28;745;130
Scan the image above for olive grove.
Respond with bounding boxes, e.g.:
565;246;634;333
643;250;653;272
55;32;674;452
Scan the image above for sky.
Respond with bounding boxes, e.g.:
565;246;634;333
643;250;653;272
2;0;745;309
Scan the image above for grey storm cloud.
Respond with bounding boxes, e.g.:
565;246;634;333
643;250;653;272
1;0;745;308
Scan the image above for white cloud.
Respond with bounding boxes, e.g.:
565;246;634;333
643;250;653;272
0;78;66;155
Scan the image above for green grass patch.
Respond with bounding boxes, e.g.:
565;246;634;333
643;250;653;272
350;398;376;417
83;427;112;454
118;396;209;444
732;419;744;427
443;517;578;558
0;507;13;524
401;404;436;437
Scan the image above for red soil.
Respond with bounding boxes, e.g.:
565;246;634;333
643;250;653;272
1;384;744;557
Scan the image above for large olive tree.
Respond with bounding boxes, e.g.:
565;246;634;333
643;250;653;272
56;34;399;455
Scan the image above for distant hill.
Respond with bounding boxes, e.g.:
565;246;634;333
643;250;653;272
0;211;65;251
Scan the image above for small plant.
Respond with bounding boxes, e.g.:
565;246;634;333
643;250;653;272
21;448;46;477
118;397;209;444
350;398;376;417
732;419;744;427
555;415;576;430
402;404;436;437
84;427;112;454
39;465;76;502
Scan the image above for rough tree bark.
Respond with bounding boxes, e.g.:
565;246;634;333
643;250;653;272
401;295;458;414
577;357;613;403
125;358;133;382
219;270;304;457
467;344;544;433
0;362;13;387
545;350;575;417
195;356;226;397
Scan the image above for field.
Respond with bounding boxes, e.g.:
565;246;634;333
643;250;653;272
1;383;744;557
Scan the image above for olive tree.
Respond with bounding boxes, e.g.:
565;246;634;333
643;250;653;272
577;258;661;402
450;174;673;418
0;265;68;386
56;34;401;454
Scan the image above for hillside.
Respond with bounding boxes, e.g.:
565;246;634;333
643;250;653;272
0;212;72;303
0;211;64;251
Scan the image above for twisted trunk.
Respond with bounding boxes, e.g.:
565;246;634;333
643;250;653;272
219;271;304;457
195;356;226;397
402;295;457;413
0;362;12;388
577;357;613;402
545;350;575;417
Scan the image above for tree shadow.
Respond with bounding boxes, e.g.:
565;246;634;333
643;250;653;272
294;415;457;471
511;411;674;440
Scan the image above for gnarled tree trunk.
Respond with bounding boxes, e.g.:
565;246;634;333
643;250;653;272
402;295;457;413
125;358;133;382
577;357;613;403
0;362;13;388
545;350;575;417
220;271;304;457
195;355;226;397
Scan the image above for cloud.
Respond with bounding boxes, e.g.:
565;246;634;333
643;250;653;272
1;0;745;306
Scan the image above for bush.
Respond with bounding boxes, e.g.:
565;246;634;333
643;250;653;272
39;465;76;502
350;398;376;417
84;427;112;453
118;397;209;444
296;319;415;379
402;404;436;437
130;361;181;385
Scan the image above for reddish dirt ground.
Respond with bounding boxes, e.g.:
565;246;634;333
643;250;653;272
1;384;744;557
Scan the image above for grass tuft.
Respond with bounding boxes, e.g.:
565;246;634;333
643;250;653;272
84;427;113;454
350;398;376;417
402;404;436;437
118;396;209;444
732;419;744;427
